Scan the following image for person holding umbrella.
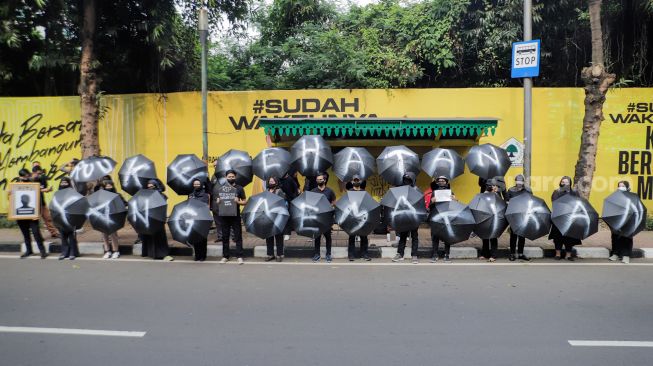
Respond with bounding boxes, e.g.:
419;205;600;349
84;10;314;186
424;176;455;263
141;179;173;261
392;172;420;264
608;181;636;264
347;175;371;261
98;180;126;259
310;172;336;262
188;178;210;261
216;170;247;265
13;168;47;259
478;180;502;262
549;176;581;261
55;177;81;260
279;169;300;240
506;175;532;262
264;176;287;262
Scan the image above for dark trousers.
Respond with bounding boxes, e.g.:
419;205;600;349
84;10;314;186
509;232;525;254
348;235;369;257
60;231;79;257
193;238;208;260
431;229;450;257
221;216;243;258
611;234;633;257
17;220;45;254
314;230;332;256
481;238;498;258
266;235;284;257
397;229;419;257
553;240;574;254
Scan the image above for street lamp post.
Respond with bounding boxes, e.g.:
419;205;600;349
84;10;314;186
199;8;209;161
523;0;532;185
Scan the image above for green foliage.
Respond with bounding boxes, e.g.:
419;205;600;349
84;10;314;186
647;215;653;231
0;215;17;229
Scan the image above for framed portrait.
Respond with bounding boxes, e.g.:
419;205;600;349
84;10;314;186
8;183;41;220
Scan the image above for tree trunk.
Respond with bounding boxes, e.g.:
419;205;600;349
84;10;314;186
573;0;616;199
78;0;100;159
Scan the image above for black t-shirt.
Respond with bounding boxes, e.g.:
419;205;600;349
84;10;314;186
311;186;336;204
217;184;246;216
36;175;47;205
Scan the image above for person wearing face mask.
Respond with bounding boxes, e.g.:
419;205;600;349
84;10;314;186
141;179;173;261
506;175;532;261
279;168;300;241
609;181;635;264
347;175;371;261
424;176;455;263
13;168;47;259
265;176;287;262
32;166;59;238
56;177;80;260
216;170;248;265
479;180;503;262
188;178;210;261
548;176;581;261
392;172;420;264
99;180;126;259
310;172;336;262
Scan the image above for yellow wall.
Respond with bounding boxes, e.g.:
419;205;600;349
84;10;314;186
1;88;652;213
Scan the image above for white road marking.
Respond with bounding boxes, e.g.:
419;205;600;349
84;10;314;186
569;340;653;348
0;326;146;338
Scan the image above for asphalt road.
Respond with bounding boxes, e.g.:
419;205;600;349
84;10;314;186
1;257;652;366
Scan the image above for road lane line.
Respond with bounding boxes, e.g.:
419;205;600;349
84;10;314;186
569;340;653;347
0;326;146;338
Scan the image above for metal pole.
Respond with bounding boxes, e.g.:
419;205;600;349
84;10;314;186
199;8;209;161
523;0;532;185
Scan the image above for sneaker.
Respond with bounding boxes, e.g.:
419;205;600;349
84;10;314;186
312;254;321;262
412;256;419;264
237;257;244;265
348;255;355;262
392;254;404;262
518;254;531;262
443;255;451;263
265;255;275;262
608;254;619;261
58;255;66;260
276;256;283;262
220;257;229;264
69;256;75;260
102;252;112;259
283;235;290;241
111;252;120;259
566;256;575;262
430;256;438;263
163;256;174;262
362;254;371;261
20;252;33;259
326;255;332;263
509;254;516;261
622;256;630;264
40;253;48;259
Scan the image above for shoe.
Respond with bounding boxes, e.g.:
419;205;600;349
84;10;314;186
392;254;404;262
58;255;66;260
75;228;84;234
430;256;438;263
69;256;75;260
284;235;290;241
163;256;174;262
40;253;48;259
312;254;321;262
276;256;283;262
608;254;619;261
265;255;275;262
237;257;244;265
326;255;332;263
102;252;112;259
566;256;575;262
412;256;419;264
509;254;516;261
622;256;630;264
111;252;120;259
20;252;33;259
443;255;451;263
362;254;371;261
348;255;355;262
220;257;229;264
518;254;531;262
488;257;496;262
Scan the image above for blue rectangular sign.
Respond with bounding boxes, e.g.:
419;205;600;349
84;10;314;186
511;39;540;78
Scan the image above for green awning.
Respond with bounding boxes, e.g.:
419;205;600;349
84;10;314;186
259;117;498;139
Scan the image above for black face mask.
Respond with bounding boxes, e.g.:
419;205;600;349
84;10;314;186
60;184;70;189
317;180;325;187
403;179;411;185
352;181;361;187
194;186;202;192
268;183;277;189
227;178;236;185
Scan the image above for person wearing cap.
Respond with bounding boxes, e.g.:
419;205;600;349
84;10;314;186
506;174;532;261
424;176;456;263
479;179;503;262
56;177;80;260
347;175;371;261
310;172;336;262
392;172;420;264
609;181;635;264
549;176;581;261
13;168;48;259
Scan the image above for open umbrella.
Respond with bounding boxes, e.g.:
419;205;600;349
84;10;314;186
602;190;647;238
242;191;290;239
290;191;334;238
551;194;599;240
215;149;253;187
333;147;376;182
380;185;427;232
49;188;89;231
168;199;213;246
70;156;117;184
253;148;291;181
468;192;508;239
166;154;208;195
376;145;420;186
86;190;127;234
505;193;552;240
421;148;465;180
290;135;333;176
127;189;168;235
118;154;157;195
335;191;381;236
465;144;511;179
428;200;475;244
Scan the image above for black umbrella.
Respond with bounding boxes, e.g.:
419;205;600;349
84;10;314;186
421;148;465;180
335;191;381;236
290;135;333;176
49;188;89;231
465;144;511;179
253;148;291;181
168;199;213;246
242;191;290;239
380;185;428;232
602;190;647;238
166;154;208;195
70;156;117;184
290;191;334;237
468;192;508;239
215;149;253;187
118;154;157;196
127;189;168;235
428;200;475;244
333;147;376;182
376;145;420;186
86;190;127;234
505;193;552;240
551;194;599;240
